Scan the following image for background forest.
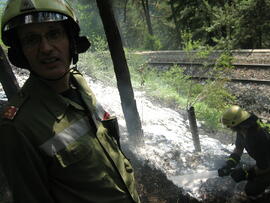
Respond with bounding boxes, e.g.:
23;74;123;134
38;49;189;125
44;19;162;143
69;0;270;51
0;0;270;50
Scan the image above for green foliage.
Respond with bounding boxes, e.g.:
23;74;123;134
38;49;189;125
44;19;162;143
235;0;270;48
257;120;270;133
118;3;147;49
157;33;235;127
78;50;115;86
114;0;180;50
170;0;270;49
90;35;108;52
204;1;238;50
144;33;161;50
77;35;113;83
194;103;224;129
67;0;106;39
60;0;270;50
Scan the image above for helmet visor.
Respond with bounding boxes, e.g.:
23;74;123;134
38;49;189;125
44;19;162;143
3;12;68;31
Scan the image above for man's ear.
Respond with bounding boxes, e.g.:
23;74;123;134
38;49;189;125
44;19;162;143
70;36;91;64
76;36;91;53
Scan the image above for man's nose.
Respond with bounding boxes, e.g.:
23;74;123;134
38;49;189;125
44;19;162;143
39;36;54;53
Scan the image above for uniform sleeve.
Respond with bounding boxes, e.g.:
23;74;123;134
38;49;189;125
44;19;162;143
0;123;55;203
252;131;270;170
235;133;245;151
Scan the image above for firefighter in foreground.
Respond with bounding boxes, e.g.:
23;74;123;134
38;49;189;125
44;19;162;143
218;105;270;198
0;0;140;202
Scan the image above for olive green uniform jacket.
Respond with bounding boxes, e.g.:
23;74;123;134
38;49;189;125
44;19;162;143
0;70;140;203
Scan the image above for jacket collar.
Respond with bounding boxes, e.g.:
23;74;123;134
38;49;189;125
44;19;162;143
70;71;96;112
23;74;69;121
22;71;97;122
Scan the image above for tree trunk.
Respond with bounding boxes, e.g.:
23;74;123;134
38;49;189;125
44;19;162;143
169;0;181;47
141;0;154;35
123;0;128;23
96;0;143;145
187;106;201;152
112;2;126;47
0;46;19;100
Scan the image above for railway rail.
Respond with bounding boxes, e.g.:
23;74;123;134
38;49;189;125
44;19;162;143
148;61;270;85
148;61;270;69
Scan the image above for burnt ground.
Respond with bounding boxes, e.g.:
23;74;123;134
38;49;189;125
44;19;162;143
123;146;200;203
127;143;270;203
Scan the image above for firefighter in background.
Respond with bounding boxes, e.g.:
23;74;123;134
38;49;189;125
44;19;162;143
0;0;140;202
218;105;270;198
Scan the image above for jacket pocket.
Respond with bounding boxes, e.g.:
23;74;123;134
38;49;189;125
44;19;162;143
55;137;91;168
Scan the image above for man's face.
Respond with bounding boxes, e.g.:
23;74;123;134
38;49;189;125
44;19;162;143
18;22;71;80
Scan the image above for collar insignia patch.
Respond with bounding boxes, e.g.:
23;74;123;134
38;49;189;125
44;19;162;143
3;106;18;120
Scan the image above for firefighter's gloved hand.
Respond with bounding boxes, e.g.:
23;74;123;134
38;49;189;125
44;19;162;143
231;168;247;182
218;153;241;177
231;168;256;182
218;165;232;177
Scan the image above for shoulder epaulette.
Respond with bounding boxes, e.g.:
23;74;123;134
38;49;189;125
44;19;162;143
2;91;28;120
3;106;18;120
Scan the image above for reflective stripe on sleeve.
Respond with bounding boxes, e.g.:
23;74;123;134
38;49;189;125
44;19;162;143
39;117;91;156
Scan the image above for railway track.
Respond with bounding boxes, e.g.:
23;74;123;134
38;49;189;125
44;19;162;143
148;62;270;85
135;50;270;120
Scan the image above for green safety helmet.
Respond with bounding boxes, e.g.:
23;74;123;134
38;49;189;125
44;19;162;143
1;0;90;68
221;105;251;128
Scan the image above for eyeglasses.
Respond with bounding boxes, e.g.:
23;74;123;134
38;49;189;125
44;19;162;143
20;28;67;49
